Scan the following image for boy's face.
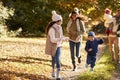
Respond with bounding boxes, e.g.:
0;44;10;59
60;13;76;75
88;36;94;41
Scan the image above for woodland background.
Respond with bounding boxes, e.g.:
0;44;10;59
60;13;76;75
0;0;120;37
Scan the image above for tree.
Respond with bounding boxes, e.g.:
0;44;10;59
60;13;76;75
0;0;120;37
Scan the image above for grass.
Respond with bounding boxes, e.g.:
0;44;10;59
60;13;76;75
0;38;118;80
77;46;117;80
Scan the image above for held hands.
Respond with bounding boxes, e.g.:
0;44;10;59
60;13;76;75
76;35;81;41
61;37;69;42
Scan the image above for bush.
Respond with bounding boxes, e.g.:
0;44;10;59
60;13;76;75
91;22;106;34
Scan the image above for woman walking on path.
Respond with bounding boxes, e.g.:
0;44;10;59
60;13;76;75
66;9;86;71
45;10;68;80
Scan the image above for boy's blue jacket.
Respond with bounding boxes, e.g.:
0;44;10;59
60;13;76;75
85;38;104;56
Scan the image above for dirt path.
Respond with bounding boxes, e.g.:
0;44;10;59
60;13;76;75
60;43;106;80
0;38;106;80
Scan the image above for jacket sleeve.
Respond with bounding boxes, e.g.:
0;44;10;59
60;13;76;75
85;41;89;52
66;19;72;33
78;20;86;35
98;39;104;44
81;21;86;33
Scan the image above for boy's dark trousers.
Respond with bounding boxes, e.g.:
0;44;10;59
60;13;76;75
86;55;96;68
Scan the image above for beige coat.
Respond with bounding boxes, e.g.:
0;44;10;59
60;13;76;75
45;24;63;57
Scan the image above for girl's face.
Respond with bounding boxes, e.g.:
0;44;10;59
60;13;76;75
57;20;62;25
71;13;77;20
88;36;94;41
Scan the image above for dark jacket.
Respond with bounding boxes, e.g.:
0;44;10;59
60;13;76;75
85;38;104;56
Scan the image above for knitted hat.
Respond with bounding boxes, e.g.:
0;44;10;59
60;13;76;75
88;31;95;37
52;10;62;21
69;7;79;17
105;9;111;14
74;7;79;14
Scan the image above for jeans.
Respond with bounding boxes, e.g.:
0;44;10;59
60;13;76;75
52;47;61;71
69;41;81;65
86;55;96;68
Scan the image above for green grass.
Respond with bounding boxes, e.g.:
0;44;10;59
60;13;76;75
77;46;117;80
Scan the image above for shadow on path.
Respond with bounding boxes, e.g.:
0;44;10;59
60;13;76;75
0;56;51;66
0;69;49;80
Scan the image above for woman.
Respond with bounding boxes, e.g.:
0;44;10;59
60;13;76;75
45;10;68;80
66;11;86;71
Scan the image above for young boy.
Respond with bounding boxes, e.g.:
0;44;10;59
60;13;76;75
85;31;104;72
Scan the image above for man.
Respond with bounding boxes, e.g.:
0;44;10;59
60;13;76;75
104;9;119;62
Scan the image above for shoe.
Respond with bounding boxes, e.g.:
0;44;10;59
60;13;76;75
78;57;81;63
85;64;88;68
52;71;56;77
73;65;77;71
56;69;61;79
51;69;56;77
90;68;93;72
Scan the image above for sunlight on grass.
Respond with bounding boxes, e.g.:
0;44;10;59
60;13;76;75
77;46;116;80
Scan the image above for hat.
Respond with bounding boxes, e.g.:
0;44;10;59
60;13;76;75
69;7;79;17
74;7;79;14
52;10;62;21
105;9;111;14
88;31;95;36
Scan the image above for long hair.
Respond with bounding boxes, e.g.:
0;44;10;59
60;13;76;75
70;11;84;21
45;21;56;35
70;11;77;19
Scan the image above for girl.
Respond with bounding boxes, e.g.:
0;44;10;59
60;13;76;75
45;10;68;80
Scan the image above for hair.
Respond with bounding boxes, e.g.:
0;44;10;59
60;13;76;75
70;11;84;21
76;16;84;21
117;9;120;12
45;20;61;35
70;11;77;18
45;21;56;35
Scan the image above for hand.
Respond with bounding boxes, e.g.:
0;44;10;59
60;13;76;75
76;35;81;41
88;48;92;51
63;37;69;41
65;37;69;41
62;37;69;41
117;31;120;34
